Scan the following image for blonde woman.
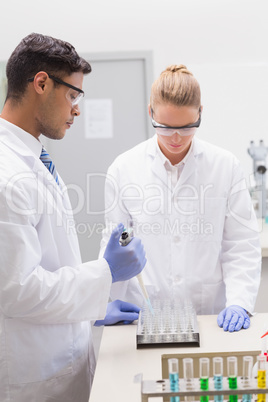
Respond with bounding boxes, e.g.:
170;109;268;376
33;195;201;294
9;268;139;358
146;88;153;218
99;65;261;332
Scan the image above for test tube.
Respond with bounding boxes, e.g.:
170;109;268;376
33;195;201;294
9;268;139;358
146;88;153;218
242;356;253;402
213;357;223;402
257;355;266;402
183;358;195;401
227;356;238;402
200;357;210;402
261;336;267;356
168;358;180;402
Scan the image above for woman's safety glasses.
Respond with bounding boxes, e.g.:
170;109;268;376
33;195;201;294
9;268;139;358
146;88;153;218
151;107;201;137
28;74;84;107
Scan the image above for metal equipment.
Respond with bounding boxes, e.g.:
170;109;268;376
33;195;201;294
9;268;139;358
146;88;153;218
140;376;268;402
248;140;268;219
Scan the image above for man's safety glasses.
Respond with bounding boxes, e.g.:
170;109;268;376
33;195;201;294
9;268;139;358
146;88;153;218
27;74;85;107
151;107;202;137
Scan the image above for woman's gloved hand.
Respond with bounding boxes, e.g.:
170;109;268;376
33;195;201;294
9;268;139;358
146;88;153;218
104;223;146;283
94;300;140;326
217;305;250;332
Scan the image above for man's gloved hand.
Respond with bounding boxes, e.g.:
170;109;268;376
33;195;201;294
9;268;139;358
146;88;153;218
104;223;146;283
217;305;250;332
94;300;140;326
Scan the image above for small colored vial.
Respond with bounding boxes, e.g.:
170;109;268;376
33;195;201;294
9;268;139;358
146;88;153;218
168;358;180;402
242;356;253;402
227;356;238;402
200;357;209;402
183;358;195;402
257;355;266;402
213;357;223;402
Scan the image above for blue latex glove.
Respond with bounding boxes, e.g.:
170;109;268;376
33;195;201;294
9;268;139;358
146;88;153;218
217;305;250;332
94;300;140;326
104;223;146;283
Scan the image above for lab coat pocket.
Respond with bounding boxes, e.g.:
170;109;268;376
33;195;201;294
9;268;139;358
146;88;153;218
5;319;73;385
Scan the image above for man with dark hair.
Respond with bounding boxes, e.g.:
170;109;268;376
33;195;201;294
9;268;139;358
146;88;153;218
0;33;146;402
5;33;92;102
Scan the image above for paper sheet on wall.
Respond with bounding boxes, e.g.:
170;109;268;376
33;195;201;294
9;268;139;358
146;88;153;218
84;98;113;139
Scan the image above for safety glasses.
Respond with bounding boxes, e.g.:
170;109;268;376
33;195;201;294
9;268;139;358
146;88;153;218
27;73;85;107
151;107;201;137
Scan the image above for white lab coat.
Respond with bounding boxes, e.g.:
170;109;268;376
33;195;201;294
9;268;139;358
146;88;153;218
0;119;112;402
99;135;261;315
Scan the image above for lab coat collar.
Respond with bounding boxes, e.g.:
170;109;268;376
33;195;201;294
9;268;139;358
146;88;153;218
0;117;42;160
148;134;204;188
155;136;194;169
0;118;64;195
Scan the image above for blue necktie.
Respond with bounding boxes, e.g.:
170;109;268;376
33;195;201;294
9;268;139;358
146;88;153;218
40;146;59;185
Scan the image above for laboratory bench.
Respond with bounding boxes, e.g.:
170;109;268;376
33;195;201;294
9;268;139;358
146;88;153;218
89;313;268;402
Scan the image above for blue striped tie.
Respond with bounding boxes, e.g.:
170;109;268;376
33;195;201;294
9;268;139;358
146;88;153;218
40;146;59;185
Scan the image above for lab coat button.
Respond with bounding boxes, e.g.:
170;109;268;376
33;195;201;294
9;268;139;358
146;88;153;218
174;235;180;243
174;275;183;284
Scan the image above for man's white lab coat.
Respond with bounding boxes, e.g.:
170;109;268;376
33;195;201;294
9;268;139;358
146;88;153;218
0;118;112;402
100;135;261;315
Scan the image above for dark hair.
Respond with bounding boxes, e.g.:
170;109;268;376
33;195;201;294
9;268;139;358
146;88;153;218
6;32;92;101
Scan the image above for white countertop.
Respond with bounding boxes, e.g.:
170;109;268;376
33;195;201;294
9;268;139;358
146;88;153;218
89;313;268;402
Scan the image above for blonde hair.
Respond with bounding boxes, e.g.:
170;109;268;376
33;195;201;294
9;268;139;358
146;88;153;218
150;64;201;110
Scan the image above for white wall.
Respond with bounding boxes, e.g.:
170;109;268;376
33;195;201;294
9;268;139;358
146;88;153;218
1;0;268;179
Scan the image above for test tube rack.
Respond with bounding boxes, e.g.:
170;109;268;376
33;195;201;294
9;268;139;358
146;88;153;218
140;377;268;402
136;300;200;349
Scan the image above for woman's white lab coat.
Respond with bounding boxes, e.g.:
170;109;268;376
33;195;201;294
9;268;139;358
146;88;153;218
100;135;261;315
0;119;112;402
